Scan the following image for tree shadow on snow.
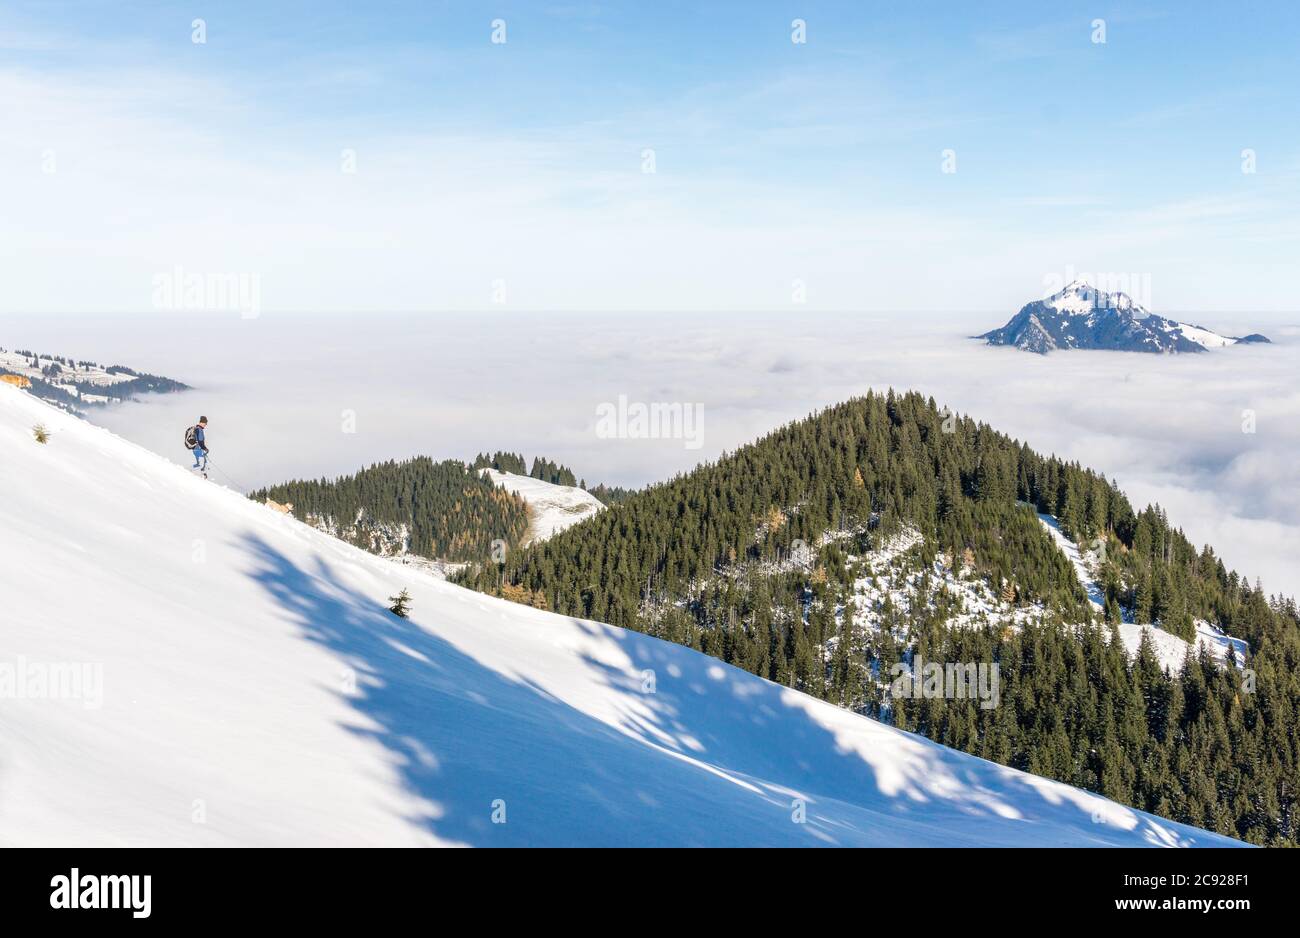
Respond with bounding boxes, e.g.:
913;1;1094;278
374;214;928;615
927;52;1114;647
239;532;1209;848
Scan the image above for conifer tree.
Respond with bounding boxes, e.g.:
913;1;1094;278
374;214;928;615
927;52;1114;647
388;589;412;618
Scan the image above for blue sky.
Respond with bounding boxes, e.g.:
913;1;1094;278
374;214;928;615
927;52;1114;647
2;1;1298;314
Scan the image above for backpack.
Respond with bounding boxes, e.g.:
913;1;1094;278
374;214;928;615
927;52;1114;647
184;425;199;449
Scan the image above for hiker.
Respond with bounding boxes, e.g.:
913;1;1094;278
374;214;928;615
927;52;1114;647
185;417;210;473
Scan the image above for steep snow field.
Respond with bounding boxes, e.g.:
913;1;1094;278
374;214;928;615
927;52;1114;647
479;468;604;543
0;386;1241;847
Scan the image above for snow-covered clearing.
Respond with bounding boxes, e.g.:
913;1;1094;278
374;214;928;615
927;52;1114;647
480;468;604;543
1036;513;1107;610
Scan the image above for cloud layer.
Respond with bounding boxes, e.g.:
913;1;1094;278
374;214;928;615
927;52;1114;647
6;308;1296;598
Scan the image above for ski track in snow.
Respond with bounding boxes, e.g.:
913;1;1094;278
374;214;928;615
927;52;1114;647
0;385;1244;847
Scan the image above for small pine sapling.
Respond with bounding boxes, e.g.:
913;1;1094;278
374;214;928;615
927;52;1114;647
32;424;50;444
388;588;412;618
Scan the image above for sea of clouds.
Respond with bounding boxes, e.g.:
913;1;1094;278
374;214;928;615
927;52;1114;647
5;309;1296;599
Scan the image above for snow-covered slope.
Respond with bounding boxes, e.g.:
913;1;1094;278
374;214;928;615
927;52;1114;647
0;345;188;412
849;527;1047;635
840;512;1248;679
0;386;1241;847
1035;513;1247;672
1115;621;1248;673
1037;513;1107;609
479;468;604;543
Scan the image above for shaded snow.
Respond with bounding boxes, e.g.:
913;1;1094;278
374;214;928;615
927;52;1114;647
0;384;1241;847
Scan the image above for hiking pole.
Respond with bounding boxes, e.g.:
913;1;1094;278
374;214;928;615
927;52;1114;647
205;459;250;494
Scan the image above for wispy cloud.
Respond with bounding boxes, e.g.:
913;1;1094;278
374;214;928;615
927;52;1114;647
0;2;1296;321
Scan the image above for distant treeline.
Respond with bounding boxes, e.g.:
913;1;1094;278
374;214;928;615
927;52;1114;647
0;347;189;410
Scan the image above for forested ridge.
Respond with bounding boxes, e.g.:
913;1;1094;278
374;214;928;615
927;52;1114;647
251;457;531;562
252;452;620;562
456;390;1300;844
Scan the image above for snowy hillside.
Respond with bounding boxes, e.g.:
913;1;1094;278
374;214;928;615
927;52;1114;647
0;385;1241;847
833;511;1246;679
480;468;604;543
0;345;188;413
849;526;1046;635
1116;621;1248;673
1035;512;1248;671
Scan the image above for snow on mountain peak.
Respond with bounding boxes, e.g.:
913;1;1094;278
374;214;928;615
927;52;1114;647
1046;279;1148;317
982;278;1267;354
